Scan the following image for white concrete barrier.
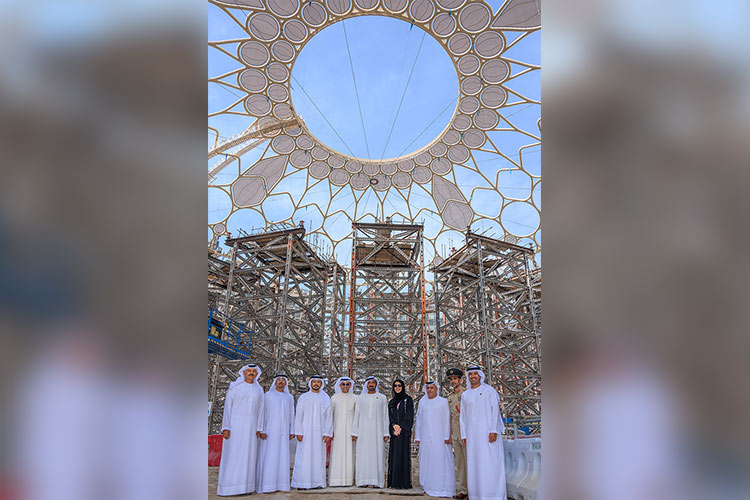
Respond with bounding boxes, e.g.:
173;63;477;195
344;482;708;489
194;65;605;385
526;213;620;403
505;440;524;499
504;437;541;500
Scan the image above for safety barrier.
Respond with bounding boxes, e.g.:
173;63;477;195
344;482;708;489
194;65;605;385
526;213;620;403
504;437;541;500
208;434;223;466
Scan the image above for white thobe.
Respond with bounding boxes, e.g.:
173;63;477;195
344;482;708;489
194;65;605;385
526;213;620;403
256;389;295;493
217;382;264;496
329;392;358;486
351;391;389;487
460;383;506;500
414;395;455;497
291;391;332;489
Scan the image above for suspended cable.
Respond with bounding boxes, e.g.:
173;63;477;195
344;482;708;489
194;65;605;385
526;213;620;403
212;81;243;100
396;96;457;157
290;73;357;158
383;22;414;154
341;19;372;160
379;30;427;160
500;103;535;119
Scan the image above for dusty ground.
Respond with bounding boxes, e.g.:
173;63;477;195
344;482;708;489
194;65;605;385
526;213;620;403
208;467;440;500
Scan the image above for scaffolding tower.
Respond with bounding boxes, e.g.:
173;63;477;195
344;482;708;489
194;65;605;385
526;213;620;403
207;226;344;433
325;260;348;380
433;232;541;421
347;221;428;395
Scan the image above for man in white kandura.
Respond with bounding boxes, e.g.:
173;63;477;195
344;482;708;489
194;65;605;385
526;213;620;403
217;363;264;496
256;374;295;493
329;377;357;486
291;375;332;489
414;380;455;498
351;376;389;488
460;366;506;500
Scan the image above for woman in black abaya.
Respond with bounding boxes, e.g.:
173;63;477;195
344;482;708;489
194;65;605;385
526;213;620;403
387;378;414;489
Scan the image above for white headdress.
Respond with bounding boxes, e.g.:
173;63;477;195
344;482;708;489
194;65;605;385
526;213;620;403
307;375;327;391
229;363;263;391
422;380;439;397
333;376;354;394
359;375;382;395
466;366;486;386
265;374;292;421
270;374;290;395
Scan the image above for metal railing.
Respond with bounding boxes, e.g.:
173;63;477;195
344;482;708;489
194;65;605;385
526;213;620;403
207;308;252;357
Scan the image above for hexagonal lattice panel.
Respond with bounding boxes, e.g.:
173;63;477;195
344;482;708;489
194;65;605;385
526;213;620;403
208;0;540;263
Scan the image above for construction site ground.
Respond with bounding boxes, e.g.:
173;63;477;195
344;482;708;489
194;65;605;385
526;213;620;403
208;467;437;499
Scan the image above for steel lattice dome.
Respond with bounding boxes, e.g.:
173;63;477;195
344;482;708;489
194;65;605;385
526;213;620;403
208;0;540;264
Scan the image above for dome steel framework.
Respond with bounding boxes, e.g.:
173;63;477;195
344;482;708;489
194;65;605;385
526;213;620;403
208;0;541;263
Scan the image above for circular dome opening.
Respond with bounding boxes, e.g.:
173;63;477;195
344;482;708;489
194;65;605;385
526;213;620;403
291;15;458;161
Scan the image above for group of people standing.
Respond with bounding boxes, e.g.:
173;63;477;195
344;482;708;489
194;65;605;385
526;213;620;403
216;363;507;500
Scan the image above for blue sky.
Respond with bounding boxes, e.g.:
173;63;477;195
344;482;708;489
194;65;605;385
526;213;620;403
290;15;458;161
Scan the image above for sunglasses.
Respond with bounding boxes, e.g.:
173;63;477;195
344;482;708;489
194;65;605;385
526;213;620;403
340;382;351;386
394;384;403;387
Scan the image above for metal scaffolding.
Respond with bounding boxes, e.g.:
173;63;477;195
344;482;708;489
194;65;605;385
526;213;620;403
347;221;428;395
433;232;541;421
325;260;348;380
207;226;344;433
208;224;541;432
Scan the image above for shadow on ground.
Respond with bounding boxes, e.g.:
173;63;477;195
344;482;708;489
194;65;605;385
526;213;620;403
208;467;440;499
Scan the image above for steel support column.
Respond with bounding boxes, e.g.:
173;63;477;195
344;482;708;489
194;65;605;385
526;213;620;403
207;226;335;433
432;232;541;422
348;221;427;394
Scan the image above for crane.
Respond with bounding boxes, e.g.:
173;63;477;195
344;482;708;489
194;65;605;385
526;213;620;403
208;117;301;182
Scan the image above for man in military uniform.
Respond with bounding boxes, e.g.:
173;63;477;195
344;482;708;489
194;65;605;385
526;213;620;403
446;368;468;499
